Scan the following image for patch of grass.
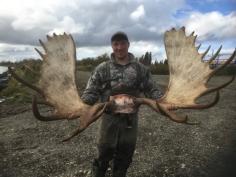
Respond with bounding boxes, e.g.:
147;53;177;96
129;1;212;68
0;60;41;103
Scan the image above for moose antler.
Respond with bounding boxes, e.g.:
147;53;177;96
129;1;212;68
8;33;108;141
139;27;235;123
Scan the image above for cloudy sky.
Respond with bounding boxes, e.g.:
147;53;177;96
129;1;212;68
0;0;235;62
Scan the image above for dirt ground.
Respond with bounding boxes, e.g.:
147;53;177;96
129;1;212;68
0;74;236;177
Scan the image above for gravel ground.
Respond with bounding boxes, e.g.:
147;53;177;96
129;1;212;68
0;74;236;177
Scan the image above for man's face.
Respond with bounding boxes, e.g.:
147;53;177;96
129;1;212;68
111;40;129;60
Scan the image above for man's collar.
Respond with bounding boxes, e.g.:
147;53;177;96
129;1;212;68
110;53;136;65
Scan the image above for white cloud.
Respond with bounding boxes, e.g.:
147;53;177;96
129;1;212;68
184;11;236;41
130;4;145;21
0;0;78;17
0;43;37;62
48;16;84;35
77;46;112;59
0;0;79;32
0;43;32;52
0;43;111;61
0;0;235;62
12;11;58;31
129;41;165;61
0;0;185;46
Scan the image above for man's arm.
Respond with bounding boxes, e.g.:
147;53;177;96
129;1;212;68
140;66;179;111
140;65;163;99
81;63;106;105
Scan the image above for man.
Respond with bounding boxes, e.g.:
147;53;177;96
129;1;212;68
81;32;163;177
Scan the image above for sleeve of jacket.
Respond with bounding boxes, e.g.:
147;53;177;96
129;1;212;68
139;64;163;99
81;62;107;105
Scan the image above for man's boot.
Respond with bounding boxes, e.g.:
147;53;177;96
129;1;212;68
112;169;127;177
91;159;108;177
112;164;128;177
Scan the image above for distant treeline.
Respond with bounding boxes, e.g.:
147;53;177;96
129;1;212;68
0;52;235;75
76;52;236;75
76;52;170;75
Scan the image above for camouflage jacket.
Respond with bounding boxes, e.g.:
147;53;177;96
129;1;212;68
81;53;163;105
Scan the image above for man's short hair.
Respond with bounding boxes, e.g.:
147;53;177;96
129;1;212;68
111;31;129;43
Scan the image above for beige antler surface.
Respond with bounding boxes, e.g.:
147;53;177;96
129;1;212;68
35;34;89;117
140;27;235;123
9;33;108;141
153;27;235;123
161;27;235;106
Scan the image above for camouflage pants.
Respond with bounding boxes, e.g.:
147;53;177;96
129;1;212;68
95;112;138;171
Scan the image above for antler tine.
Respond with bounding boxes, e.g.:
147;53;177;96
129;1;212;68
32;96;59;121
32;96;78;121
202;75;235;97
39;39;47;52
207;45;222;64
62;102;108;142
209;48;236;77
170;27;176;31
197;44;201;51
46;35;52;40
157;92;218;124
193;35;197;44
136;98;194;124
203;48;235;96
180;91;220;109
22;64;40;76
36;100;53;107
201;45;211;59
8;66;44;96
35;48;45;59
156;102;188;123
156;102;201;125
69;34;77;53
